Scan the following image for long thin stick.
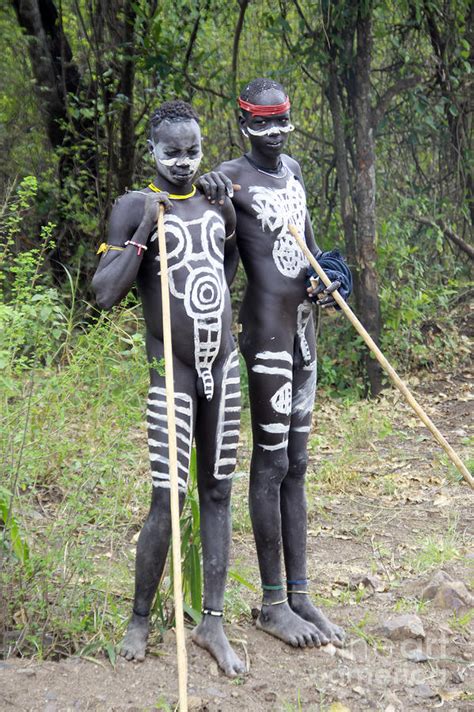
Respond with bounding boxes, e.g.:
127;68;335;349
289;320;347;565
157;204;188;710
288;224;473;490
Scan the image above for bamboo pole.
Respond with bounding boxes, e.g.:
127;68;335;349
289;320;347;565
157;204;188;710
288;223;473;490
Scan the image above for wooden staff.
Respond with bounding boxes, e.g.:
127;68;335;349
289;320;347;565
157;204;188;710
288;223;473;490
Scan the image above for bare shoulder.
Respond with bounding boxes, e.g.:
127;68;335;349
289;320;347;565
281;154;302;177
108;189;147;235
216;156;248;182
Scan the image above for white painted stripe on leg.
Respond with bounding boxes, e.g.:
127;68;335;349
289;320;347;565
252;365;292;378
259;423;289;433
255;351;293;363
258;440;289;451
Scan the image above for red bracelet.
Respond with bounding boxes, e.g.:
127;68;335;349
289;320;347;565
125;240;148;256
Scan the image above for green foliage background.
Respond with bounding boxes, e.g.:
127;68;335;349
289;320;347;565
0;0;472;659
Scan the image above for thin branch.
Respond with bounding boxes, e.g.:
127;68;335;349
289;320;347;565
183;9;202;76
291;0;315;36
371;75;421;129
231;0;250;97
413;216;474;260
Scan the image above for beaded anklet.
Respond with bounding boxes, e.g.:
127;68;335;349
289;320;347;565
262;583;287;606
261;597;288;606
287;579;309;594
202;608;223;617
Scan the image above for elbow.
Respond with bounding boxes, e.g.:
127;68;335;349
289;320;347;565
92;276;117;311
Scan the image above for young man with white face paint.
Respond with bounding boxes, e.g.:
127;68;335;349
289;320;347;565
197;79;352;649
92;100;245;676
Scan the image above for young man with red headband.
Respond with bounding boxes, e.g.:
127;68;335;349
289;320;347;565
197;78;352;648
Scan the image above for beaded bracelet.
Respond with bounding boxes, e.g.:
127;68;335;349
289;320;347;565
125;240;148;256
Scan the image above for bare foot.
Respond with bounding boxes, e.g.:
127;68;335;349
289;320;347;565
192;616;246;677
256;602;322;647
289;596;345;647
120;613;149;662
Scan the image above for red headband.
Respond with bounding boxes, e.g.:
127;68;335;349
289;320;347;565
238;96;291;117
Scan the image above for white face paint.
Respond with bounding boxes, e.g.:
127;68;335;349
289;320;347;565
150;119;202;186
246;124;295;137
153;146;203;172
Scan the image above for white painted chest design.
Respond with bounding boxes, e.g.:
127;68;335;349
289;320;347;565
150;210;226;400
249;176;307;278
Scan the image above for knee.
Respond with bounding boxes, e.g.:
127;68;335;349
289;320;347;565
251;453;290;488
286;454;308;482
201;478;232;506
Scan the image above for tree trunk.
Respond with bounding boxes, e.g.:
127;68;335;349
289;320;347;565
351;4;383;395
12;0;81;149
327;63;357;273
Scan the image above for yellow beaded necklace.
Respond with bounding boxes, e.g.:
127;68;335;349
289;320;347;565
148;183;196;199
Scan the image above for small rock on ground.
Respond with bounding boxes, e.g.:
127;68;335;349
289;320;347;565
379;614;425;641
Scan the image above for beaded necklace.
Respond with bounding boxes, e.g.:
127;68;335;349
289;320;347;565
148;182;196;199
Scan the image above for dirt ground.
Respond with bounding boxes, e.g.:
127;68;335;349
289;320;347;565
1;358;473;711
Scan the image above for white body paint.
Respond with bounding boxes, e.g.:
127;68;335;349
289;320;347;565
213;349;241;479
270;383;292;416
296;301;313;365
147;387;193;494
150;211;227;400
291;361;317;418
252;350;293;451
249;176;307;278
246;124;295;137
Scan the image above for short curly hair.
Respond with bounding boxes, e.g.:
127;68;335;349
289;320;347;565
150;100;199;136
239;78;286;103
